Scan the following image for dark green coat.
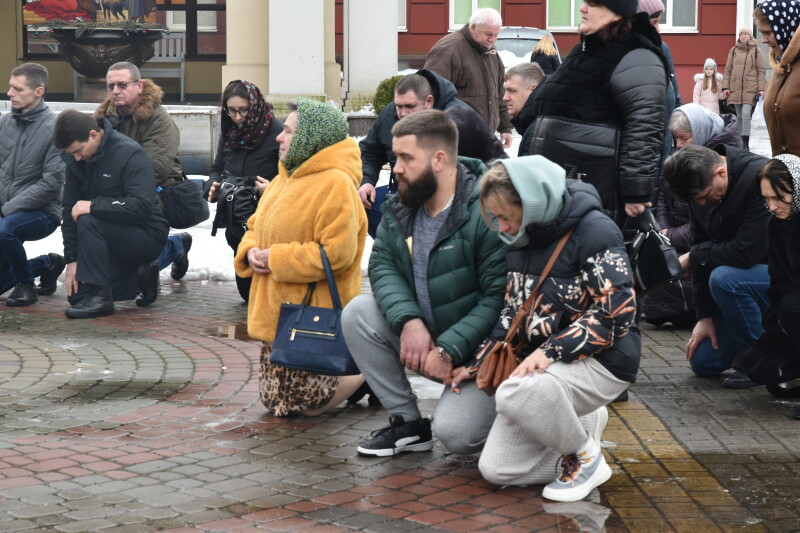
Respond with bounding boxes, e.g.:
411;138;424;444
368;159;506;366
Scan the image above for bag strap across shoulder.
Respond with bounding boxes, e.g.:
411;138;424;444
318;244;343;310
504;228;574;341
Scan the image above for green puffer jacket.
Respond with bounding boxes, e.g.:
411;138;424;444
368;158;507;366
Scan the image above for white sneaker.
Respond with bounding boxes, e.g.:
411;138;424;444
593;405;608;445
542;437;612;502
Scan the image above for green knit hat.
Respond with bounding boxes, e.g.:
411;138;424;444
496;155;566;247
283;98;349;175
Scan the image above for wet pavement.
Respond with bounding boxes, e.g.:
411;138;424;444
0;124;797;532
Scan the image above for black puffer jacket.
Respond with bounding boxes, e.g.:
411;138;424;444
525;14;668;223
480;180;640;383
689;145;770;319
359;69;506;189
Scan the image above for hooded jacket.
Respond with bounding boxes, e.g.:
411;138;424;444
524;14;668;222
61;119;169;264
94;79;183;188
369;159;507;366
689;145;770;319
764;26;800;156
234;101;366;342
0;100;64;223
722;39;766;106
358;69;506;189
482;180;639;383
693;72;724;113
424;25;513;134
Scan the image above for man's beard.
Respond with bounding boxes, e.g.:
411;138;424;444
397;165;438;209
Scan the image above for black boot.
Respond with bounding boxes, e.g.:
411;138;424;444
6;282;38;307
170;233;192;280
742;135;750;151
136;261;160;307
65;284;114;318
37;253;66;296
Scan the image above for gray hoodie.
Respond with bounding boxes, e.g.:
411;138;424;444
0;99;64;223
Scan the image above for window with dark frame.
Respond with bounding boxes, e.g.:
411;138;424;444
21;0;226;60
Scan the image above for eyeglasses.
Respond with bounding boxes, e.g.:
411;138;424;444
226;107;250;118
107;81;137;91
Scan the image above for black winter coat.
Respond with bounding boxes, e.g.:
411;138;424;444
61;119;169;264
525;14;668;223
480;181;640;382
513;91;537;158
689;145;770;319
359;69;506;189
530;51;560;75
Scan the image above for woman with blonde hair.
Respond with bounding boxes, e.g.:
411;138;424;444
529;34;560;75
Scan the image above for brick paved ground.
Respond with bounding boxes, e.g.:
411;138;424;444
0;125;796;533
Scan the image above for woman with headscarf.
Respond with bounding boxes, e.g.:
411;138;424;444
734;155;800;417
721;27;766;150
234;98;368;417
641;103;742;328
206;80;282;302
467;156;638;501
525;0;668;227
756;0;800;157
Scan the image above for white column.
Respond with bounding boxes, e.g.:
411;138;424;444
343;0;398;110
268;0;326;96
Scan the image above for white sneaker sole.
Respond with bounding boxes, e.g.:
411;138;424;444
594;406;609;444
542;456;612;502
356;439;433;457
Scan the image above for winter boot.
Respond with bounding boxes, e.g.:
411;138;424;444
742;135;750;151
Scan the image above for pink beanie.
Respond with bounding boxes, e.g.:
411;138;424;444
638;0;665;17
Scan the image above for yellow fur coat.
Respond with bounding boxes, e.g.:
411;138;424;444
234;137;367;341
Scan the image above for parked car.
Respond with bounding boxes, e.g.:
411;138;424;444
495;26;560;69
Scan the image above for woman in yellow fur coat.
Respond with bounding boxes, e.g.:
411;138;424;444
234;98;367;417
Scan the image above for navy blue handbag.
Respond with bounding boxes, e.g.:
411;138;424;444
269;244;360;376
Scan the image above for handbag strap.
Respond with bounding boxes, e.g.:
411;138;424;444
504;228;574;342
318;244;343;310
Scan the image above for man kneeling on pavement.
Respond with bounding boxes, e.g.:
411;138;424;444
342;110;506;457
54;110;168;318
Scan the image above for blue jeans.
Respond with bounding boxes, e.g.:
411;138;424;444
366;185;390;239
156;234;185;271
691;264;770;376
0;211;58;295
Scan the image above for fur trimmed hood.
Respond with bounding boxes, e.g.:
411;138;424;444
94;79;165;122
694;72;723;83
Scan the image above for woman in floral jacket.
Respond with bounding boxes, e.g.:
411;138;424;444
461;156;639;502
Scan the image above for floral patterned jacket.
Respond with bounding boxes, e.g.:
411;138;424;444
473;181;641;383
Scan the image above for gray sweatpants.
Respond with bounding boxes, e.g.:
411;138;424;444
342;294;496;455
478;356;629;486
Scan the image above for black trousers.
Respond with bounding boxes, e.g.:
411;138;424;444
73;215;165;302
225;223;251;302
778;292;800;353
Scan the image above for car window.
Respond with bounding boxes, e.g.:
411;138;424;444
496;38;540;58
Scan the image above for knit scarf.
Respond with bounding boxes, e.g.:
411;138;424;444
223;80;274;152
758;0;800;58
282;98;349;176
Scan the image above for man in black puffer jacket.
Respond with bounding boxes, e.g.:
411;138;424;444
358;69;507;237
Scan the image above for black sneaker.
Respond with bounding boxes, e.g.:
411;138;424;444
356;415;433;457
65;284;114;319
37;253;66;296
6;282;38;307
722;371;762;389
170;233;192;280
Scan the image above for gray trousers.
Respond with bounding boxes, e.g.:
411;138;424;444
478;357;628;486
734;103;753;137
342;294;496;455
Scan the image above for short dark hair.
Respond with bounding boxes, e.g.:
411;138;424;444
11;63;48;91
391;109;458;160
596;17;633;44
394;74;433;101
663;145;723;201
505;63;545;87
759;159;794;203
54;110;100;149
